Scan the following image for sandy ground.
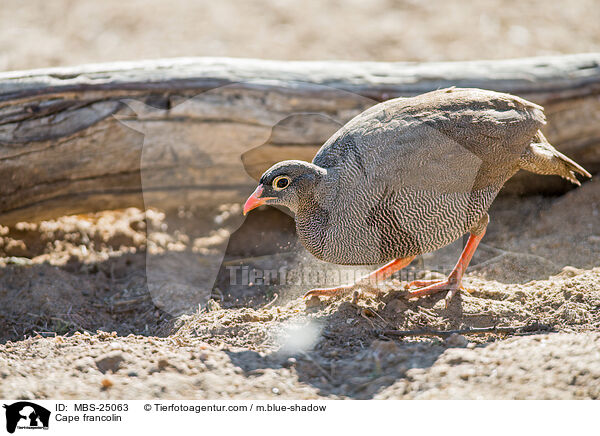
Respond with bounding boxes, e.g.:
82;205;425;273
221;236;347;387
0;0;599;399
1;0;600;71
0;178;598;399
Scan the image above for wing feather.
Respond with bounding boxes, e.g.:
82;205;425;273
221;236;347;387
313;87;545;193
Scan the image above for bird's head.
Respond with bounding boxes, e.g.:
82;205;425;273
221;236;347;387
243;160;326;216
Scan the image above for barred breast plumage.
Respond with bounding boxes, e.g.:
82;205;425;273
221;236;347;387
243;87;591;304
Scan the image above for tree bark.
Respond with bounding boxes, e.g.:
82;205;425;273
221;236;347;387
0;54;599;225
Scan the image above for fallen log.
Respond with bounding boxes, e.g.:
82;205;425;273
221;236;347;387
0;54;599;225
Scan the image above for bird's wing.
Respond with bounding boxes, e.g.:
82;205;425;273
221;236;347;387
310;89;546;261
313;87;546;194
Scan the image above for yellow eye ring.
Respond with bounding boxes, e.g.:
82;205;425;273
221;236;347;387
273;175;291;191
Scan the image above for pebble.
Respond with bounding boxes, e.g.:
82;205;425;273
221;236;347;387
445;333;469;348
560;266;584;277
95;351;125;373
304;296;322;308
283;357;297;368
386;299;407;312
5;257;32;266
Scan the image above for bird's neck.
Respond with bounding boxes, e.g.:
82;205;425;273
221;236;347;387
294;192;330;260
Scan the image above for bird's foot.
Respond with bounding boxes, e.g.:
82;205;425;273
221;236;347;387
405;277;464;308
304;281;383;300
405;279;443;289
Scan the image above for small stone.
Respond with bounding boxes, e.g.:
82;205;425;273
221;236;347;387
304;296;321;308
283;357;297;368
559;266;584;277
95;351;125;373
101;378;114;389
362;308;376;317
157;358;170;370
445;333;468;348
386;299;407;312
272;387;280;395
5;256;32;266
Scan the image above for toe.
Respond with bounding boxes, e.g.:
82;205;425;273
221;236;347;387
303;286;350;299
303;289;325;299
405;279;442;289
443;286;463;308
405;280;462;300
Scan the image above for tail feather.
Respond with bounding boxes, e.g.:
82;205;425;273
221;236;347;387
519;131;592;186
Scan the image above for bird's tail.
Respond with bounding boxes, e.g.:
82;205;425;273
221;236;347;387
519;131;592;186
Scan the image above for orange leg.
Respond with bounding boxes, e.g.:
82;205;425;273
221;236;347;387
405;279;442;288
304;256;416;299
406;229;486;307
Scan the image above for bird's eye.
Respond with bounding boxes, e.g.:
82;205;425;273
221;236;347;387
273;175;290;191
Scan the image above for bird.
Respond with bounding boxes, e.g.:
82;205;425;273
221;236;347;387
243;88;591;306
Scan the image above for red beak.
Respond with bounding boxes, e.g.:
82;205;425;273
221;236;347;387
243;184;276;215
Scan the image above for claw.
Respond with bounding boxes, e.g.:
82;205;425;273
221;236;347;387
403;230;486;308
405;279;443;289
405;279;464;309
303;256;416;303
303;285;355;299
303;281;386;300
444;286;463;308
